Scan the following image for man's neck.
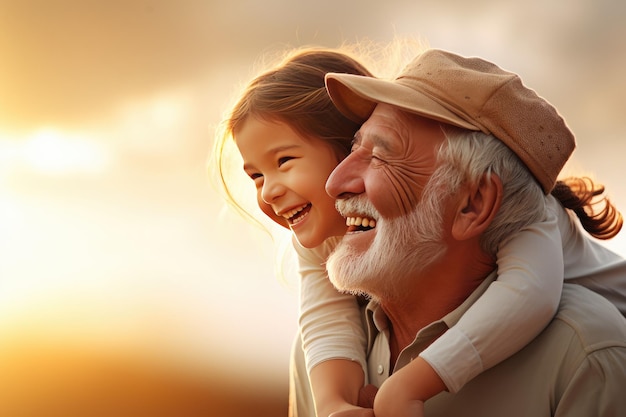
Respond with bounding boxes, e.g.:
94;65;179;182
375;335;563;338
381;247;496;357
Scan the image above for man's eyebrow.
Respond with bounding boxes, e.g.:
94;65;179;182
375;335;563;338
354;130;391;151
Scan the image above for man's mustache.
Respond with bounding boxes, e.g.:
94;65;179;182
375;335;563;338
335;196;380;220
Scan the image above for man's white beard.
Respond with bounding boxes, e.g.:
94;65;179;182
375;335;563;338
327;187;447;303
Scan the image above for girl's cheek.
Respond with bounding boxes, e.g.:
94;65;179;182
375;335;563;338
257;197;290;229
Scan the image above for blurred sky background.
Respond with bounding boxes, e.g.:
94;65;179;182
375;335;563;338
1;0;625;415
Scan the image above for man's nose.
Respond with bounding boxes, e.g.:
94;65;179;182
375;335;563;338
326;153;364;199
261;177;286;204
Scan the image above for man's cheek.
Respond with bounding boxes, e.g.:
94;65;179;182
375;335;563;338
380;169;422;217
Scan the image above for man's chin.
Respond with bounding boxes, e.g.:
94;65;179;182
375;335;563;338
326;238;390;301
328;189;448;301
326;242;366;295
341;229;377;252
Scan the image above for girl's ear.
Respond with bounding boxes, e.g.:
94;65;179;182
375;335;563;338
452;173;503;241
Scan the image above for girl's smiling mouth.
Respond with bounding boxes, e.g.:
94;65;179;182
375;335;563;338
281;203;312;225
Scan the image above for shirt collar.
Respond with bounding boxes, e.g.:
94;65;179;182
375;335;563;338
364;271;497;355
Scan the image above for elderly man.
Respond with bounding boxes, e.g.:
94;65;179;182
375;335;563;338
317;49;626;416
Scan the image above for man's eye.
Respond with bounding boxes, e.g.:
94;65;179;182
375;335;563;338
278;156;294;167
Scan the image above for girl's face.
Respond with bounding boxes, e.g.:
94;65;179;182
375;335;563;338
235;116;348;248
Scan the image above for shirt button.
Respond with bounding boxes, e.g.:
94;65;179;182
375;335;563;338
377;364;384;375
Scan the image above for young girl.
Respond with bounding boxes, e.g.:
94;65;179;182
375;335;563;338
213;46;626;417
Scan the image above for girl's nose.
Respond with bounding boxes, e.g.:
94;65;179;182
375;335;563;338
261;177;286;204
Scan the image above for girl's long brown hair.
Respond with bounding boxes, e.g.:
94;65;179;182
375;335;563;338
552;177;623;239
212;47;373;227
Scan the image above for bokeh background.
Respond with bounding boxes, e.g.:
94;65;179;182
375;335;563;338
1;1;625;416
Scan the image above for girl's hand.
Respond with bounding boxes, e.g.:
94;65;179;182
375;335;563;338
326;384;378;417
329;407;375;417
357;384;378;408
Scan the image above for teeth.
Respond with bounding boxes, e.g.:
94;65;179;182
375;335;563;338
345;216;376;228
280;204;308;220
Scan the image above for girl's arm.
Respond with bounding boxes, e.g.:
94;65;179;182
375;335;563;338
294;236;368;416
376;196;626;417
556;194;626;316
374;357;445;417
374;207;564;417
309;359;365;417
419;207;564;393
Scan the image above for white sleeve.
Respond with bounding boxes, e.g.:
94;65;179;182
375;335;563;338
295;236;368;375
554;195;626;315
420;209;564;393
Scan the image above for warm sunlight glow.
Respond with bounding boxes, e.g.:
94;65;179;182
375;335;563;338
114;90;188;152
22;129;110;175
0;193;22;250
150;95;186;128
0;129;110;178
1;2;623;415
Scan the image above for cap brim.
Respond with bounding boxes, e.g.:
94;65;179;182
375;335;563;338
325;73;479;131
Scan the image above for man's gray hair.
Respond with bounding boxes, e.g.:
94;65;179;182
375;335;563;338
434;128;547;255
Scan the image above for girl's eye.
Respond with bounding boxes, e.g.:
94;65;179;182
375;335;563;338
248;172;263;181
278;156;294;167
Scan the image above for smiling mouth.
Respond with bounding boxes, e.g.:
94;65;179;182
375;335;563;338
281;204;311;225
346;215;377;233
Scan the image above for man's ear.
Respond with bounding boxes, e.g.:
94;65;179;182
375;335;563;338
452;173;503;241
